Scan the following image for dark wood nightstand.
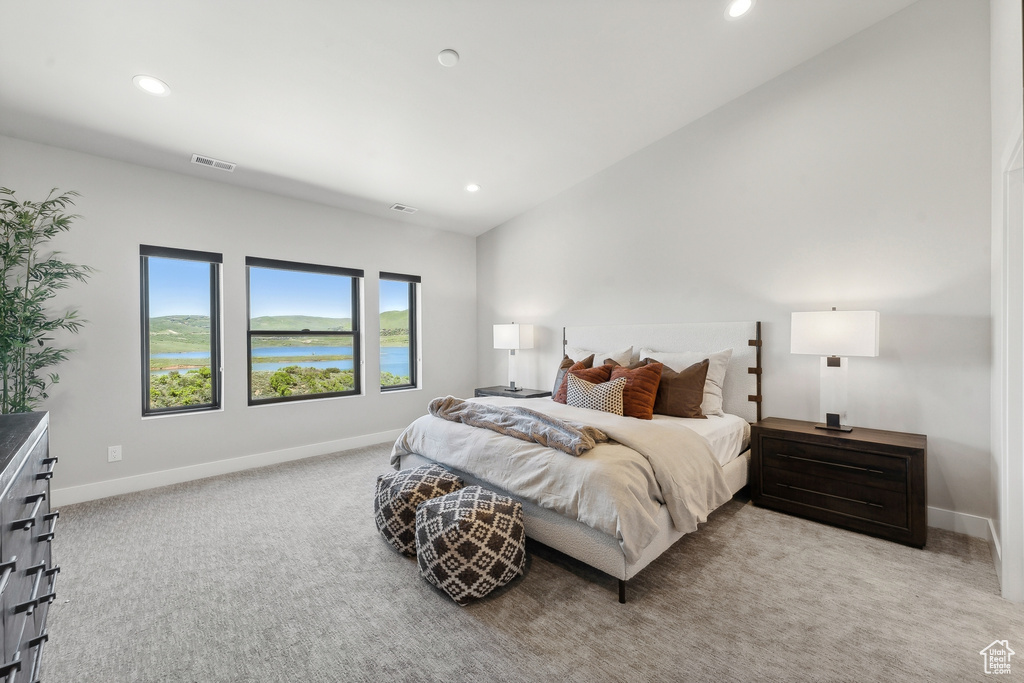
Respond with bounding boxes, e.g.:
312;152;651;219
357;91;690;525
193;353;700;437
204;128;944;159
750;417;927;547
474;386;552;399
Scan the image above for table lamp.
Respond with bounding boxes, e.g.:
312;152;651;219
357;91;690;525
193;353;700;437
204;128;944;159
493;323;534;392
791;308;879;431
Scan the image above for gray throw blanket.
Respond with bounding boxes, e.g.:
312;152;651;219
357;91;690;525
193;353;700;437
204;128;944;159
427;396;609;456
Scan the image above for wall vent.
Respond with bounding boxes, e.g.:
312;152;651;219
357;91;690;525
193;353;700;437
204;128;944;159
390;203;418;214
191;154;236;172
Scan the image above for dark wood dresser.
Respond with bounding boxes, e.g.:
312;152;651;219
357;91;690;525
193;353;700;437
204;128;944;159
750;417;927;547
0;413;58;682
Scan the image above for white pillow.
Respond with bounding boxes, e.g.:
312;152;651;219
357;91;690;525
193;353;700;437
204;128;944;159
564;345;633;367
639;348;733;416
566;374;625;416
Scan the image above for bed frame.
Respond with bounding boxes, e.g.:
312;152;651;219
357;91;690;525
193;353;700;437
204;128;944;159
401;321;763;603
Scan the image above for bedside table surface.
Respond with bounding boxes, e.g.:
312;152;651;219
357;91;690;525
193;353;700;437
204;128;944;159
474;386;551;399
753;417;926;450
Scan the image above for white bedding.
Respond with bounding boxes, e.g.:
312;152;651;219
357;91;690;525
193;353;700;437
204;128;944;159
391;396;733;565
656;412;750;467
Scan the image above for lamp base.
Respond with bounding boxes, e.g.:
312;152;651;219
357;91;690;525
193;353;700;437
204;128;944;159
814;423;853;432
505;385;523;392
815;412;852;432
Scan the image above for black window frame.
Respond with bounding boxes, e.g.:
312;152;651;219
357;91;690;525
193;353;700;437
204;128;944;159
140;245;223;417
379;272;420;392
246;256;363;406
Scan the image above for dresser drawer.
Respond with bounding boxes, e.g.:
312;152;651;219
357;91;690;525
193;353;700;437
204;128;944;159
761;465;908;528
760;437;908;493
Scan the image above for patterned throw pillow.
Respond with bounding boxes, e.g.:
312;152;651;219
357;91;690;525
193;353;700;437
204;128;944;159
553;362;612;404
566;373;626;416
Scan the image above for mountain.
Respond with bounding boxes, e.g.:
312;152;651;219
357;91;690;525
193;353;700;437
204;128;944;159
249;315;351;331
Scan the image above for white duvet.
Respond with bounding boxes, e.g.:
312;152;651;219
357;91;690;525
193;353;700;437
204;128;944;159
390;396;733;564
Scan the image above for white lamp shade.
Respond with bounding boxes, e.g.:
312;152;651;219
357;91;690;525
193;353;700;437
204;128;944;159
493;323;534;350
791;310;879;357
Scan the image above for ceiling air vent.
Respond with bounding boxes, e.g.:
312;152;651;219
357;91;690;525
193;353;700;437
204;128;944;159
191;154;236;172
390;203;418;214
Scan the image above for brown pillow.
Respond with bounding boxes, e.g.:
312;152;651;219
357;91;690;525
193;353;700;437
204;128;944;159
609;362;663;420
554;362;611;404
651;358;709;419
552;354;594;396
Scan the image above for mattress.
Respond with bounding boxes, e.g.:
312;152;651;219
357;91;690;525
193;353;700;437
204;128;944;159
652;412;750;467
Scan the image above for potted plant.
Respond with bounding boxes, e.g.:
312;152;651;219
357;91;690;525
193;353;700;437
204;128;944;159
0;188;91;414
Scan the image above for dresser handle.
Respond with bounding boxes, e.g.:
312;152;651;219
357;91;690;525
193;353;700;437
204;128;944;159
12;495;45;531
777;483;884;508
777;453;885;475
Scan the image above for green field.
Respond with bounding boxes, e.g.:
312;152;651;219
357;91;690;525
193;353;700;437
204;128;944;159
149;313;409;353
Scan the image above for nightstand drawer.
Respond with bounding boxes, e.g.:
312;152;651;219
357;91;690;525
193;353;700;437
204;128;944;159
760;437;907;492
762;466;908;528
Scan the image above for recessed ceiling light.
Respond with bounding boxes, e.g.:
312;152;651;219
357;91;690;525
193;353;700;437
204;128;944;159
725;0;755;20
133;74;171;97
438;49;460;67
465;183;480;192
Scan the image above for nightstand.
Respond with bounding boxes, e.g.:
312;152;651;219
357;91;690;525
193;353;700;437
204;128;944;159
750;417;927;547
474;386;551;399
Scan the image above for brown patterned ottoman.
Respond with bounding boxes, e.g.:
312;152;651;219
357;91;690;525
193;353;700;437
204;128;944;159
374;465;465;556
415;486;527;605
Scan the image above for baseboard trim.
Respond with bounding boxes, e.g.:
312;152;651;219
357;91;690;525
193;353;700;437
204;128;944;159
927;505;993;541
52;429;404;507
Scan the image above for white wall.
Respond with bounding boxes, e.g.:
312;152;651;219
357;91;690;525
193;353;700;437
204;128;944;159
0;135;477;503
477;0;992;524
989;0;1023;599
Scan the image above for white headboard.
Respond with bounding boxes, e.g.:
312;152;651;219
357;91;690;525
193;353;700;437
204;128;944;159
562;321;763;423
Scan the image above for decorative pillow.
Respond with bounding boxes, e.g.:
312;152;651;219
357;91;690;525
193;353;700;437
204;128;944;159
566;374;626;416
638;348;733;416
553;362;612;404
650;358;709;419
552;353;594;397
608;361;662;420
564;345;632;368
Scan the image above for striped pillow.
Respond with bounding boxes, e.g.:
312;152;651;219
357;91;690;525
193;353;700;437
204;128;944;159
566;374;626;416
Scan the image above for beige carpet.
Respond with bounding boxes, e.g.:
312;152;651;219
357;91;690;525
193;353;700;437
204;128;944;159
43;442;1023;682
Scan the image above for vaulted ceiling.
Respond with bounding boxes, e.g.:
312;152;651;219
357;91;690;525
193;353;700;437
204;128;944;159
0;0;919;235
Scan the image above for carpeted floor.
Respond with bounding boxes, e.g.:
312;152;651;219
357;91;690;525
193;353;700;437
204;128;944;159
43;442;1023;682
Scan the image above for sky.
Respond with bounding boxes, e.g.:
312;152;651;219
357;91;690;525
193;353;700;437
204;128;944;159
148;257;410;318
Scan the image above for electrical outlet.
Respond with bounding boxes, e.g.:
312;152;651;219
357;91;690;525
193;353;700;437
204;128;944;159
107;445;122;462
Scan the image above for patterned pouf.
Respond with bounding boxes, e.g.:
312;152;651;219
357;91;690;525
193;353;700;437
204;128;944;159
374;465;465;557
415;486;527;605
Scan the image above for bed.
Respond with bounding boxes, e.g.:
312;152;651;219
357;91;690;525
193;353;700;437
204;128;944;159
392;321;763;602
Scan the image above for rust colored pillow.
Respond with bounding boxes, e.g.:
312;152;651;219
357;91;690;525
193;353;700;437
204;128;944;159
651;358;710;419
552;354;594;397
609;362;663;420
554;362;611;404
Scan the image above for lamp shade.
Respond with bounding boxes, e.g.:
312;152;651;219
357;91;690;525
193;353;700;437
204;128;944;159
493;323;534;350
791;310;879;357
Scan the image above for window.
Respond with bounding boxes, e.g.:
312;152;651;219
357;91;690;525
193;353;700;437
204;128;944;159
379;272;419;391
246;257;362;404
140;245;222;416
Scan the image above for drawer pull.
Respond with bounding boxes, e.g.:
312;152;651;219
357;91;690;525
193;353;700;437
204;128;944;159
12;495;45;531
777;453;885;475
35;457;57;480
777;483;884;508
36;512;59;543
